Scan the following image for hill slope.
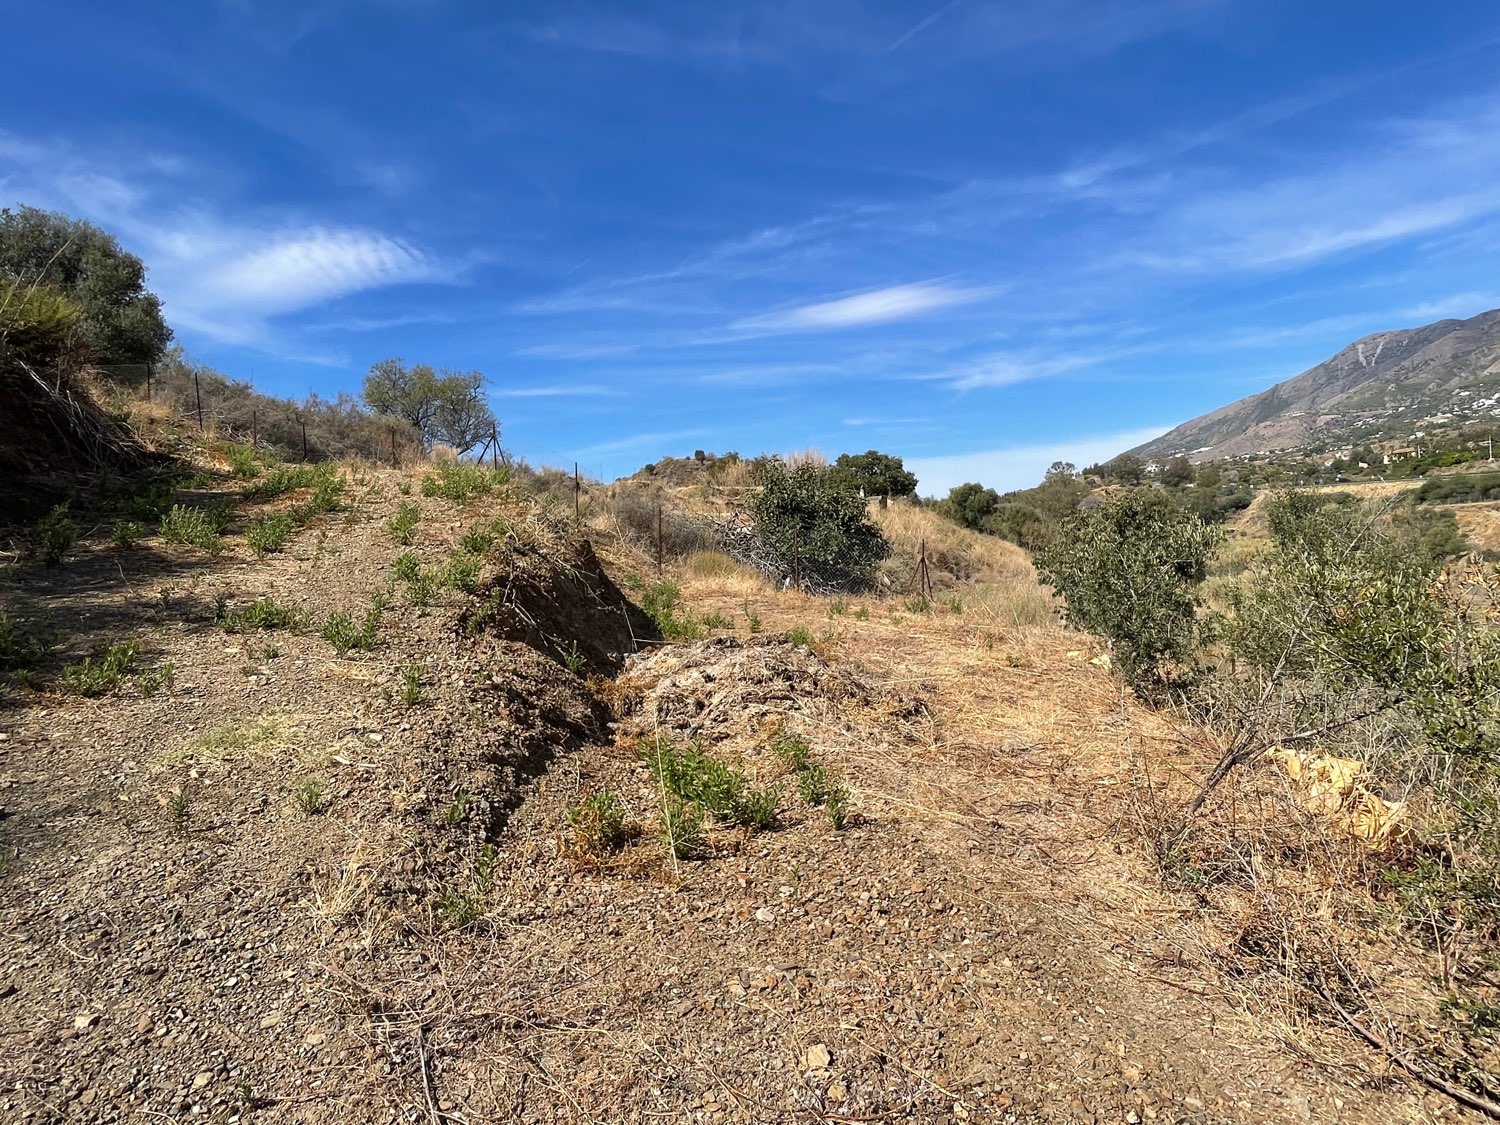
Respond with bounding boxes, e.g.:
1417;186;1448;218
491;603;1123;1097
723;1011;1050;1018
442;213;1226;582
1132;307;1500;460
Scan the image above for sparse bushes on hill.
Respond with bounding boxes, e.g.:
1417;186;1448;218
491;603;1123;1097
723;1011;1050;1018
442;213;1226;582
1417;471;1500;506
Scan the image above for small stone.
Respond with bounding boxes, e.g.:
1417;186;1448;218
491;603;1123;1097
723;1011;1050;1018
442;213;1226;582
73;1013;99;1031
258;1011;283;1030
303;1032;326;1048
192;1071;213;1090
803;1043;832;1070
755;907;775;923
136;1015;153;1035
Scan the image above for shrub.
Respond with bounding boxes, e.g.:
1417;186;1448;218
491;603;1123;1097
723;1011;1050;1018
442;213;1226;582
111;520;145;549
400;662;424;706
458;524;495;555
219;596;304;633
1034;489;1220;692
642;737;779;829
322;595;385;654
640;581;706;641
569;791;627;854
61;641;139;697
159;505;226;555
244;513;295;556
388;500;420;544
422;462;503;503
442;551;482;594
224;442;260;479
292;778;327;815
33;504;79;566
748;462;890;590
392;551;421;582
0;609;52;674
660;797;705;859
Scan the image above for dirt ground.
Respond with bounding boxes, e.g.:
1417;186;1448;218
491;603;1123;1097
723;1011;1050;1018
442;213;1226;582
0;464;1477;1123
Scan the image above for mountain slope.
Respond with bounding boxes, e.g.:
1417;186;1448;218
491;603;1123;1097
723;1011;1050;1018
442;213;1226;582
1132;307;1500;460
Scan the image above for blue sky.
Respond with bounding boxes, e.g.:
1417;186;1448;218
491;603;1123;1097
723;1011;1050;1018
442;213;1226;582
6;1;1500;492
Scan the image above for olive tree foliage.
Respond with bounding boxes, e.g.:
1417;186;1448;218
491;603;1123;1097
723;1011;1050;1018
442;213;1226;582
0;206;172;372
1033;488;1221;692
362;358;497;454
747;461;890;590
1195;490;1500;930
937;482;1000;530
828;449;918;499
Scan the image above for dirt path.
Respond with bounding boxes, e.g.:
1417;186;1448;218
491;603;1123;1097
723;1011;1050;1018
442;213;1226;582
0;468;1467;1122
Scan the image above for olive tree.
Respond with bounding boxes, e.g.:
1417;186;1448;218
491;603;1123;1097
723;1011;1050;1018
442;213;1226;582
0;206;172;371
363;358;496;454
748;462;890;590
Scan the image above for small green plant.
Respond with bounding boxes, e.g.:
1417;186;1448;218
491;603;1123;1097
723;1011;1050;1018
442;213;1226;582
61;641;140;697
947;596;964;614
736;783;782;831
904;595;932;614
458;524;495;555
640;581;706;641
438;889;484;929
219;597;305;633
561;641;587;676
322;594;384;654
166;786;192;834
700;610;734;631
400;662;424;706
660;796;705;859
137;660;175;698
441;552;482;594
643;737;779;829
771;730;813;773
854;605;870;621
786;625;815;649
423;463;504;503
392;551;421;582
111;520;145;549
159;505;226;555
825;782;851;830
0;610;53;674
396;479;412;496
388;500;420;545
34;504;80;566
244;513;295;556
796;762;831;805
225;442;260;479
441;790;472;827
569;790;627;854
829;598;849;617
293;777;327;815
401;571;439;608
743;600;763;634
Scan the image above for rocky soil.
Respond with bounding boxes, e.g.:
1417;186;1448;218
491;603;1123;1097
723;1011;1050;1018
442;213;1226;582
0;464;1475;1122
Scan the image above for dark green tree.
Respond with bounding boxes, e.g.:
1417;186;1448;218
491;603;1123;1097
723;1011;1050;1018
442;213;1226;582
1034;489;1221;692
748;462;890;589
937;482;1000;530
0;206;171;372
830;450;918;499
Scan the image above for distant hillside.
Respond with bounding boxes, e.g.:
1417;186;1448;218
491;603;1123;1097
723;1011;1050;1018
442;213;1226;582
1132;307;1500;461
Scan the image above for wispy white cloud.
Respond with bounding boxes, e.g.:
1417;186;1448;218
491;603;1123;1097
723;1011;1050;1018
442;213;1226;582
573;429;706;458
514;342;639;359
0;130;444;354
497;383;625;398
733;281;992;332
907;425;1171;495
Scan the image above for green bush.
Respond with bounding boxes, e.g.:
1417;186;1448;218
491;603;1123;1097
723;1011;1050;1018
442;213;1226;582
640;581;706;641
748;461;890;590
569;791;627;854
34;504;79;566
219;596;304;633
111;520;145;549
422;463;504;503
1416;472;1500;505
224;442;260;479
388;500;420;544
1034;489;1220;692
322;595;385;654
244;513;295;556
61;641;139;697
642;737;780;830
660;796;705;859
159;505;226;555
0;609;52;674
